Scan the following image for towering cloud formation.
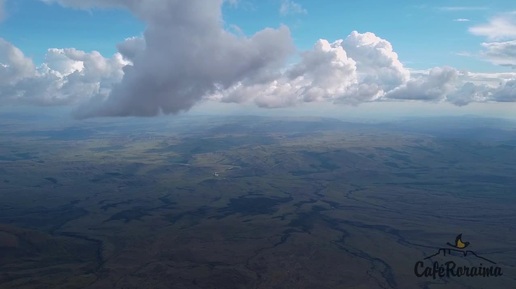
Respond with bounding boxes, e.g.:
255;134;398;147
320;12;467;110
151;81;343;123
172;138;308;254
217;38;359;107
216;31;411;107
342;31;409;91
43;0;295;117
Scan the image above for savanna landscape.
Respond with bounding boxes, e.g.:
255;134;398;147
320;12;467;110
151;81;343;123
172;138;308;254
1;114;515;289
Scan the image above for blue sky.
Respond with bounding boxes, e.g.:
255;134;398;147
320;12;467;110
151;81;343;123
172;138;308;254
0;0;144;63
1;0;512;71
0;0;515;118
224;0;512;72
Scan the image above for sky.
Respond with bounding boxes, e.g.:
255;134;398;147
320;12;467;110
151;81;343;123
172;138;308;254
0;0;516;119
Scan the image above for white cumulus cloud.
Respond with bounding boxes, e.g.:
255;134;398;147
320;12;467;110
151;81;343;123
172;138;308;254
0;39;35;86
0;1;515;117
469;12;516;41
439;6;487;11
491;79;516;102
386;67;459;101
280;0;307;16
0;38;127;106
216;31;411;107
447;82;490;106
342;31;409;93
218;38;358;107
480;40;516;68
469;12;516;67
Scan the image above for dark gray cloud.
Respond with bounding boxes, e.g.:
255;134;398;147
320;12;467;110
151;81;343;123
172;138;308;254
44;0;295;118
116;36;145;63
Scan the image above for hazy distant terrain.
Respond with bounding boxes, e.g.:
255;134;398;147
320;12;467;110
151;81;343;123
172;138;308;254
0;114;515;289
